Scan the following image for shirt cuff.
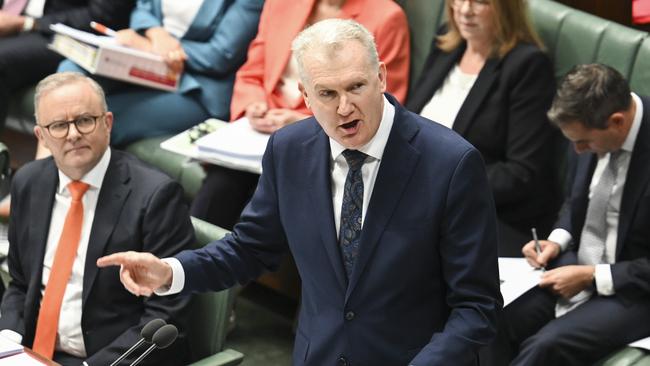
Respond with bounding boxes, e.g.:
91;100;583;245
0;329;23;344
594;264;615;296
153;257;185;296
548;228;573;252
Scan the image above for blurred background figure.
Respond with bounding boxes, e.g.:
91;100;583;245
406;0;562;256
59;0;264;146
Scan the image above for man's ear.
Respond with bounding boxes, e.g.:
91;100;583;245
607;112;625;130
33;125;49;150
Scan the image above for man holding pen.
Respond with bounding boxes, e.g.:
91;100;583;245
488;64;650;365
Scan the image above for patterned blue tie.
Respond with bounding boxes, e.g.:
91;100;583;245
339;149;367;279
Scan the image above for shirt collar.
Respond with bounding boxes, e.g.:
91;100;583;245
329;94;395;162
621;92;643;153
57;148;111;194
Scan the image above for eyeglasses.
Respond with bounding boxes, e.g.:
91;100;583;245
42;114;104;139
453;0;490;9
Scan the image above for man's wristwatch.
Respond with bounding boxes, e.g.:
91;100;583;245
22;16;35;32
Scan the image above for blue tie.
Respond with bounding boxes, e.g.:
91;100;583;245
339;149;367;279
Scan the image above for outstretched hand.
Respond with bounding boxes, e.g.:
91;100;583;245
97;251;172;297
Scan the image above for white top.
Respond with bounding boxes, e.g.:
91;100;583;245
419;65;478;129
160;96;396;295
0;149;111;358
162;0;203;38
549;93;642;313
24;0;45;17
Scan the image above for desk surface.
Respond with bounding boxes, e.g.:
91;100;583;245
0;348;61;365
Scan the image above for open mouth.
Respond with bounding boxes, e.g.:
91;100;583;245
340;120;360;131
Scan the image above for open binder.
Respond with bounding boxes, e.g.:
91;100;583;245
48;23;180;91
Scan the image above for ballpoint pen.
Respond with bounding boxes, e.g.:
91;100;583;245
91;21;117;37
531;227;545;271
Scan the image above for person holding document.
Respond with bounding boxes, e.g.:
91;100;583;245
97;19;501;366
0;72;193;365
0;0;133;131
485;64;650;365
58;0;264;146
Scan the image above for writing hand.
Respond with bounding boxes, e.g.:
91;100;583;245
522;239;560;269
97;251;172;297
539;265;595;298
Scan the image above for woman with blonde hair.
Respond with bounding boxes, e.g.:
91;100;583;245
407;0;562;255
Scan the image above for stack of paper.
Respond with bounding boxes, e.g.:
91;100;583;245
194;118;269;173
498;257;542;307
0;336;23;359
48;23;179;91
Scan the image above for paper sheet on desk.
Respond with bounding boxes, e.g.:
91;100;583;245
499;257;542;306
629;336;650;351
0;352;46;365
0;336;23;359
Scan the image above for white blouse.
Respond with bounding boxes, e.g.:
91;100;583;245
162;0;203;38
419;65;478;129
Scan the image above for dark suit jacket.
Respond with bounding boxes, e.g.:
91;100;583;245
0;150;193;365
406;41;562;233
554;96;650;304
32;0;134;34
176;95;502;365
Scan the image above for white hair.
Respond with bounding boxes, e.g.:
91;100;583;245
291;19;379;82
34;72;107;123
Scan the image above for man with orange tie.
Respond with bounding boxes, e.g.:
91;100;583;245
0;72;193;365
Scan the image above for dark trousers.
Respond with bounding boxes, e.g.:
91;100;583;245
0;32;64;130
482;286;650;366
190;165;259;230
53;351;84;366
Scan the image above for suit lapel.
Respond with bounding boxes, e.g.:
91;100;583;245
304;129;347;292
183;0;223;39
411;46;462;113
617;102;650;257
346;100;421;300
82;153;130;306
30;160;58;292
453;57;500;136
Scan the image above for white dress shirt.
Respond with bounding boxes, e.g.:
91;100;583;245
1;149;111;357
419;65;478;129
160;96;396;295
550;93;642;315
161;0;203;38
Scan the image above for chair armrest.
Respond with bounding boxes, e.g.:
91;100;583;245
188;348;244;366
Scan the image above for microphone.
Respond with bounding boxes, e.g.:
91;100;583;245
129;324;178;366
108;318;166;366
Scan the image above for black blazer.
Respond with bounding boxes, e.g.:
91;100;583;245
406;41;562;232
555;96;650;304
0;150;193;365
33;0;134;34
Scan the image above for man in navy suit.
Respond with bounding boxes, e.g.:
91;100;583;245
99;19;501;366
490;64;650;365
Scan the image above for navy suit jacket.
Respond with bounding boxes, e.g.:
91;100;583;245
176;95;502;365
554;96;650;304
0;150;194;365
406;41;562;232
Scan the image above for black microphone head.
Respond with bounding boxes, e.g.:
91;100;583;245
152;324;178;349
141;319;166;343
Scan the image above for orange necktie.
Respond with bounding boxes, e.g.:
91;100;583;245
32;181;89;359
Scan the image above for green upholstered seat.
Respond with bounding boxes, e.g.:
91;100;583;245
397;0;446;92
595;22;645;80
528;0;573;62
124;136;206;201
187;216;243;366
630;37;650;96
597;347;648;366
